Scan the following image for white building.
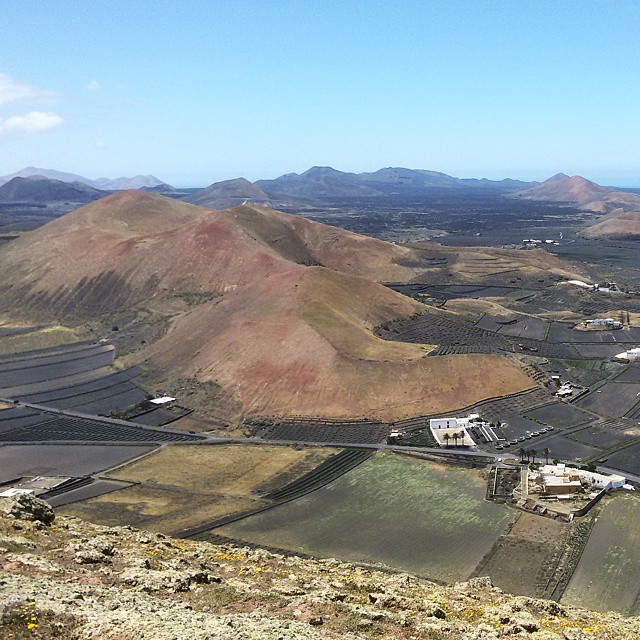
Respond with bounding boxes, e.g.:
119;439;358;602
535;464;626;495
615;347;640;361
577;469;626;490
430;416;470;430
584;318;622;329
429;415;477;447
556;384;574;397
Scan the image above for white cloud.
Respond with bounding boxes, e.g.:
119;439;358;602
85;80;104;91
0;72;59;105
95;140;107;148
0;111;64;135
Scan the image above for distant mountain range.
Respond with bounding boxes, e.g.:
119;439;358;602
0;167;169;191
0;176;105;204
255;166;534;199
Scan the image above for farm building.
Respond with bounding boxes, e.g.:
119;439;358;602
532;464;626;496
429;415;477;447
556;384;575;397
615;347;640;361
577;469;626;490
582;318;622;329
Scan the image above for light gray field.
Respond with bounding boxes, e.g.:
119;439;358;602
220;452;514;583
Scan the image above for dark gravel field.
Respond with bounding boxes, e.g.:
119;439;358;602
0;443;156;482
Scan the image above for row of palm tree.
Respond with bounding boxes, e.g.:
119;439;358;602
518;447;551;464
442;431;466;447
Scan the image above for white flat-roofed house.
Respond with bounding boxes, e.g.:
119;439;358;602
430;417;469;430
578;470;625;490
584;318;622;329
429;416;476;447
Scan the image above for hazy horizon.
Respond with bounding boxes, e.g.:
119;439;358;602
2;1;640;187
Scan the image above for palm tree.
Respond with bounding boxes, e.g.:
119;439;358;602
443;433;451;448
543;447;550;465
518;447;526;464
459;430;466;446
530;449;538;465
452;432;459;447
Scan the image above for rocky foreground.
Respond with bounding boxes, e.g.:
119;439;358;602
0;494;637;639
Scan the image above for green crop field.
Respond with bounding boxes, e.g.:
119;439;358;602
561;493;640;615
219;452;514;583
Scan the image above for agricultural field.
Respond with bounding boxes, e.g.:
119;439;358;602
219;452;515;583
523;402;594;429
562;494;640;615
568;424;637;449
614;365;640;383
578;382;640;418
604;442;640;476
471;512;570;597
255;418;388;445
535;436;601;462
0;443;156;482
541;359;623;389
61;444;333;534
0;322;81;356
573;343;630;359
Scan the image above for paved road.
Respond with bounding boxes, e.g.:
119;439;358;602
3;399;504;461
197;435;503;460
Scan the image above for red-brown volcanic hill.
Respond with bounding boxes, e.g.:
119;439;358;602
513;175;610;205
513;174;640;214
0;191;420;317
0;191;536;420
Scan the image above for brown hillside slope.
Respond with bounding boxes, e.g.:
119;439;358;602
582;209;640;238
0;191;535;420
0;192;578;320
142;266;529;420
0;193;418;318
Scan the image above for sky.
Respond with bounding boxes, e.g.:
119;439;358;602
1;0;639;187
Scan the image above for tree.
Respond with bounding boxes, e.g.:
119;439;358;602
452;432;459;447
543;447;550;464
518;447;527;464
530;449;538;465
459;430;466;446
443;433;451;448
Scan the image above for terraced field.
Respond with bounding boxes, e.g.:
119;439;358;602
0;342;117;396
219;453;515;582
0;409;201;444
255;418;388;445
0;341;151;412
562;494;640;615
380;312;512;352
381;310;581;359
15;367;147;411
